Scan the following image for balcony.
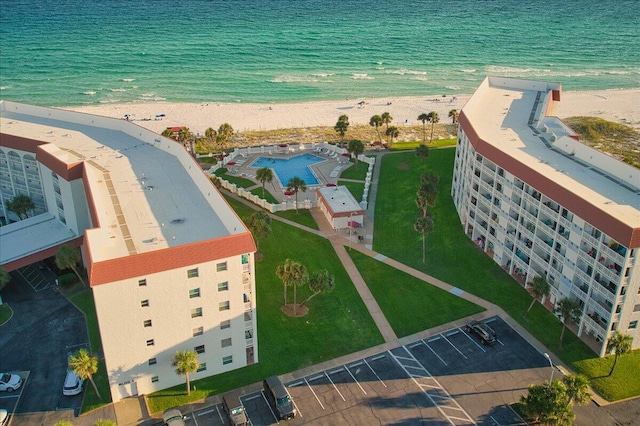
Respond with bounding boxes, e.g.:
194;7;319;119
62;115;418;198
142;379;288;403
559;216;572;230
595;262;620;281
582;232;600;247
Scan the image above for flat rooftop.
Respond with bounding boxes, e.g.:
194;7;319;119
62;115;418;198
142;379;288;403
1;101;247;263
462;77;640;229
317;186;363;215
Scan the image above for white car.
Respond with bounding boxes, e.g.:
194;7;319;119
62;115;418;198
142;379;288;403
163;409;186;426
0;409;8;426
63;370;84;396
0;373;22;392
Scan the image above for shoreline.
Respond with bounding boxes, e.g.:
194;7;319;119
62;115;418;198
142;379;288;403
63;88;640;136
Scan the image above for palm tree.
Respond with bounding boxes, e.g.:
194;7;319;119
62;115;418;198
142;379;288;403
6;194;35;220
414;215;434;263
245;211;271;251
301;269;335;306
177;127;192;145
256;167;274;198
416;182;438;217
93;420;116;426
386;126;399;145
334;114;349;146
68;348;101;399
286;176;307;213
369;115;383;143
421;172;439;186
217;123;234;150
524;276;550;318
448;109;459;124
347;140;364;167
55;245;87;288
275;259;309;315
381;112;392;132
555;297;581;349
415;144;430;163
172;350;200;395
53;421;74;426
417;113;429;144
562;374;590;406
426;111;439;143
161;128;175;139
210;175;222;188
519;381;573;426
205;127;217;145
607;330;632;376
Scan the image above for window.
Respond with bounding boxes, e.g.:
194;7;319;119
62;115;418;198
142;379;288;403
189;288;200;298
141;299;150;307
193;326;204;337
219;301;230;311
187;268;199;278
146;339;155;346
245;329;253;339
191;307;203;318
194;345;205;354
630;320;638;330
144;319;152;327
221;338;232;348
244;312;252;322
148;358;157;366
197;363;207;373
634;304;640;313
223;356;233;365
151;376;159;383
138;279;147;287
217;262;227;272
220;320;231;330
218;281;229;292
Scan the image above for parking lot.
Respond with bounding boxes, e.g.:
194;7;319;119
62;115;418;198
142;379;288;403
0;267;88;417
176;317;548;425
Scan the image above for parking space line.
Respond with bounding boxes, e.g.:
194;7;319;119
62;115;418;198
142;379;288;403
289;380;304;387
420;339;448;366
440;333;467;359
349;360;363;368
370;354;385;361
243;393;262;401
329;367;344;375
344;364;367;395
445;330;459;337
198;408;216;416
324;371;346;401
459;328;486;352
409;342;422;348
362;358;387;387
261;390;281;423
304;377;325;410
190;413;199;426
292;397;303;418
490;415;501;425
215;405;224;423
496;338;505;346
390;348;476;425
428;335;441;342
308;373;324;382
507;403;527;424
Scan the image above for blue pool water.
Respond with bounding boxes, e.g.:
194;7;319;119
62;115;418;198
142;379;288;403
251;153;323;186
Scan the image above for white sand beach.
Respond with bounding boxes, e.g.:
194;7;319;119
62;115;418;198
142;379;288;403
66;88;640;136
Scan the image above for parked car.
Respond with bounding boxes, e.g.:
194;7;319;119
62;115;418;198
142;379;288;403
0;409;8;426
0;373;22;392
263;375;296;420
223;391;250;425
62;370;84;396
163;408;186;426
466;320;498;345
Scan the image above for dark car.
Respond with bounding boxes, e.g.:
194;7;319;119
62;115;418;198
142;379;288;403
466;320;498;345
223;392;250;425
263;376;296;420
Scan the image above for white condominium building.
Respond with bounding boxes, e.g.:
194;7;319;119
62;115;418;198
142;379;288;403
452;77;639;356
0;101;257;402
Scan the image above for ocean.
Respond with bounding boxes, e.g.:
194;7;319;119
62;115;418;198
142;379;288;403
1;0;638;107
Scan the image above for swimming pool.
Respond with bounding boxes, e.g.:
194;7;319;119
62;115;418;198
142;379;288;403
250;153;323;186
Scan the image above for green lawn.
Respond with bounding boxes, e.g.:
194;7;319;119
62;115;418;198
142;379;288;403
371;149;637;399
69;290;112;412
390;138;457;150
147;196;382;412
349;250;484;337
274;208;319;230
0;304;12;325
340;181;365;202
574;351;640;401
340;160;370;180
214;168;256;188
249;187;279;204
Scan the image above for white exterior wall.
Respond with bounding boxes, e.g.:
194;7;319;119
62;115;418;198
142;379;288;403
452;131;640;356
93;252;257;402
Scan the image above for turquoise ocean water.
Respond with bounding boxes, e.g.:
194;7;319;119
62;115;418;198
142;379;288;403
1;0;638;107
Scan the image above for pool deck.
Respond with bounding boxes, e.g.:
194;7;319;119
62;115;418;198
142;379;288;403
225;149;353;203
